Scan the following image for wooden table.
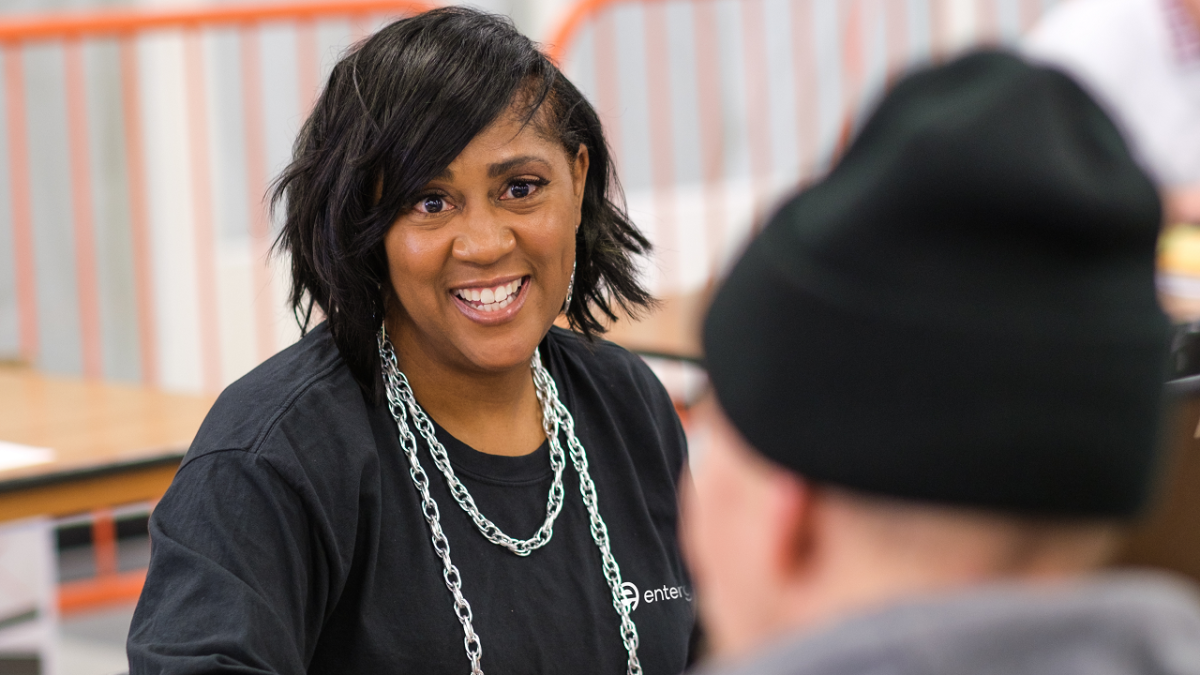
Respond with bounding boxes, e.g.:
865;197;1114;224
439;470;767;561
1158;224;1200;321
604;287;708;363
0;366;215;523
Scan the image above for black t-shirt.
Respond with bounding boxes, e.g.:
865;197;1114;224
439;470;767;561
128;323;696;674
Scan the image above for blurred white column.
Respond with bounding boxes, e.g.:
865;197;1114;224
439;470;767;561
0;517;59;675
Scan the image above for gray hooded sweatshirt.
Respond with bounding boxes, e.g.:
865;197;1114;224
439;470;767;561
693;573;1200;675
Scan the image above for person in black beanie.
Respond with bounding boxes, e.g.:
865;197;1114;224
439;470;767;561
682;51;1200;675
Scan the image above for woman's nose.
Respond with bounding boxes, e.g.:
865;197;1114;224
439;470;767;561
451;207;516;265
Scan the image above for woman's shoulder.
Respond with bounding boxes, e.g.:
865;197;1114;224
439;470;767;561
185;322;373;465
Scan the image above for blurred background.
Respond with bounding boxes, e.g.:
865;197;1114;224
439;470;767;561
0;0;1198;673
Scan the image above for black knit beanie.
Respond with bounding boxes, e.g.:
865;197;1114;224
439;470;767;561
703;51;1168;518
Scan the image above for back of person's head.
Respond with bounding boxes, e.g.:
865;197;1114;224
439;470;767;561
687;50;1169;658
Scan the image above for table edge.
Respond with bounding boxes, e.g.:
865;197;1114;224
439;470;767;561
0;451;186;495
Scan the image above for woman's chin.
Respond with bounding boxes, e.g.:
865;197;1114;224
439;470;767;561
449;299;557;373
458;345;541;375
443;322;545;374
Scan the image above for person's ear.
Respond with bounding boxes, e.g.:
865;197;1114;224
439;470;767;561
767;471;817;581
571;144;590;210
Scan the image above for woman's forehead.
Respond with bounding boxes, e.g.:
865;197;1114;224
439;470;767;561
440;112;569;177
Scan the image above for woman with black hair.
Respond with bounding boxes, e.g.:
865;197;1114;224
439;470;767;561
127;7;695;675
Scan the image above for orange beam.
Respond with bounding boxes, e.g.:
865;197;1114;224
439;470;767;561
295;18;319;116
4;45;37;364
832;0;867;165
592;10;621;168
119;37;158;387
884;0;908;82
644;3;676;293
183;29;223;393
59;569;146;615
91;507;118;577
842;0;865;122
977;0;1000;45
0;0;432;43
742;0;771;229
930;0;949;61
240;28;276;364
65;38;104;379
792;0;818;179
693;0;725;277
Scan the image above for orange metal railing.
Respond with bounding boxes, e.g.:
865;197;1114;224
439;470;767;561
0;0;434;41
1;0;430;390
54;505;153;615
2;0;1057;387
56;507;147;615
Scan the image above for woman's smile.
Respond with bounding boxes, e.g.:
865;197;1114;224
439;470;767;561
450;274;530;324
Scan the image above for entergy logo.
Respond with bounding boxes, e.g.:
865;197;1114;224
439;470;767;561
619;581;639;612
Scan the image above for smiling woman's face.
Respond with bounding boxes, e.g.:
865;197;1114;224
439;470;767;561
384;108;588;376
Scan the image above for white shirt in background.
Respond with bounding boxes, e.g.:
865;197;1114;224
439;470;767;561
1024;0;1200;189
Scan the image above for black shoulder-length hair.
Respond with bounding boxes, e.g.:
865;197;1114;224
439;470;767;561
271;6;654;400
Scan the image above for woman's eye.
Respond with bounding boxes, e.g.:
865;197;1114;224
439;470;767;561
415;195;451;214
503;180;543;200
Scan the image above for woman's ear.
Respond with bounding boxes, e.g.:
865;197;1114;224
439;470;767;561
572;143;590;209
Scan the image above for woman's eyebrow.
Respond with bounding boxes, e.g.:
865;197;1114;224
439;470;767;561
488;155;551;178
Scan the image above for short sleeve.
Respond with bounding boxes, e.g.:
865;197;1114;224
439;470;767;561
128;450;330;674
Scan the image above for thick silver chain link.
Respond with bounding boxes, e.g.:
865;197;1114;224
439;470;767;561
386;346;567;556
378;328;642;675
378;333;484;674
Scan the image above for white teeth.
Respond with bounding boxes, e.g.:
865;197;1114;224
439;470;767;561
455;278;523;311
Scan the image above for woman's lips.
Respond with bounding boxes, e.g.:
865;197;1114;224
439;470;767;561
451;276;530;324
453;277;524;312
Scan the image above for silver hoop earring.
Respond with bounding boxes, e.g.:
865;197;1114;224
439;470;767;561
562;261;576;313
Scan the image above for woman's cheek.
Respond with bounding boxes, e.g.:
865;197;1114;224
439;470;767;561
388;225;452;278
523;208;578;263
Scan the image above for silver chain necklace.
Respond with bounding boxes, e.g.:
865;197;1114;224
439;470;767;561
377;328;643;675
